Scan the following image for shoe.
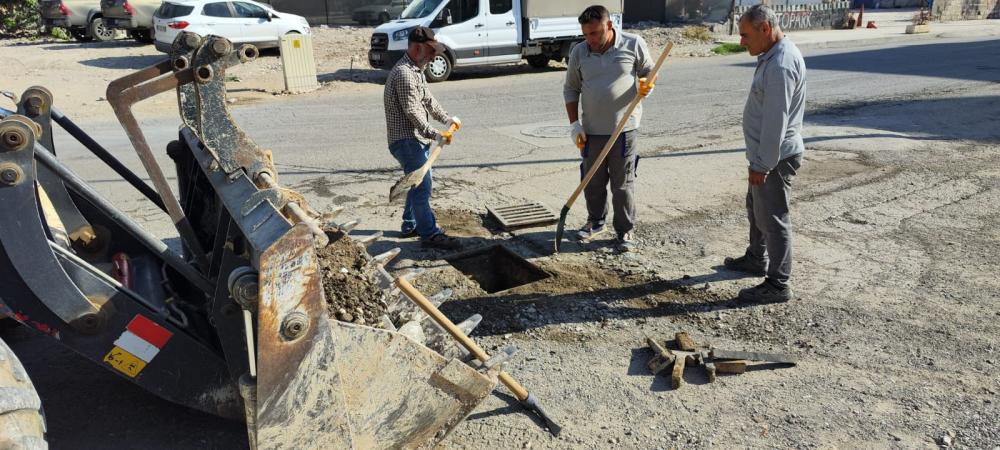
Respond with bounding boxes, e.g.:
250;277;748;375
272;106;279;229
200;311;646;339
577;221;607;241
737;280;792;303
617;231;637;252
724;254;767;276
421;233;463;250
399;227;417;238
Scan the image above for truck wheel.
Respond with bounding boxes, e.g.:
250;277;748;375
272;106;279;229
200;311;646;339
424;54;452;83
527;54;550;69
89;17;115;42
71;29;94;42
0;337;47;450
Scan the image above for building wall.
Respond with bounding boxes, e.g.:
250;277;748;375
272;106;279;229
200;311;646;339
261;0;375;26
933;0;1000;19
733;1;852;30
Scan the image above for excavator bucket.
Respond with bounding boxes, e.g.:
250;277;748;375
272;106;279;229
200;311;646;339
148;34;498;449
161;34;500;449
254;226;495;449
0;33;496;450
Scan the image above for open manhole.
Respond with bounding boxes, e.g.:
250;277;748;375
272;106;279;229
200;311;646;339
446;245;550;294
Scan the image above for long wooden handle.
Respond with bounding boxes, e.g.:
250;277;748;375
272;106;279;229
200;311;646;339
564;42;674;208
396;277;530;400
420;122;460;172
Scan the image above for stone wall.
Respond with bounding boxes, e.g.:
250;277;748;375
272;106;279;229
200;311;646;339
933;0;1000;20
733;2;852;30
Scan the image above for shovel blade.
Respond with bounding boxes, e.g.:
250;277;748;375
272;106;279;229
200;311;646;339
388;168;426;202
553;206;569;253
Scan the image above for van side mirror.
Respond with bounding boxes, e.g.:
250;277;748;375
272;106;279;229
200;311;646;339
431;8;452;27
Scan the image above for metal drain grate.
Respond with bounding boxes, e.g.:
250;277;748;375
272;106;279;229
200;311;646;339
487;202;559;230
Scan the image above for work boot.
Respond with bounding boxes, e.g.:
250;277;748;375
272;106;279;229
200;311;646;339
577;221;607;242
399;226;417;239
421;232;462;251
617;231;637;252
723;254;767;277
737;280;792;303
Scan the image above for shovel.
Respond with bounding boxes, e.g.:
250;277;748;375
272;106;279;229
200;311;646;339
553;42;674;252
388;122;460;202
395;277;563;436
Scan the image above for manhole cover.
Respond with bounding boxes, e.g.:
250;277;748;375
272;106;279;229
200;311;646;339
521;125;571;139
487;202;559;230
446;245;550;294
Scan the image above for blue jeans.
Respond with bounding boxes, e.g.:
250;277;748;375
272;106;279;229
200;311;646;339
389;138;441;239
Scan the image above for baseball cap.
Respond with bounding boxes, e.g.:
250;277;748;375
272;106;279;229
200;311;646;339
408;26;445;55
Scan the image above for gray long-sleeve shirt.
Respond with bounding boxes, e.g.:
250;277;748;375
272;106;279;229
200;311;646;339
743;37;807;173
564;30;653;135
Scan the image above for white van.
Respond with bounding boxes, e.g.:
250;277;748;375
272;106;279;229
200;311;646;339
368;0;623;82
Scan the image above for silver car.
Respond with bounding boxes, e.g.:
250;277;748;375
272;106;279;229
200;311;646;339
39;0;116;42
101;0;160;43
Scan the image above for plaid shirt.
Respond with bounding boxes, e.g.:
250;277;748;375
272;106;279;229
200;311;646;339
383;54;450;146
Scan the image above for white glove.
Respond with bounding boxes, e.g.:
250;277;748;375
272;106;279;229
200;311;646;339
571;120;586;150
449;116;462;131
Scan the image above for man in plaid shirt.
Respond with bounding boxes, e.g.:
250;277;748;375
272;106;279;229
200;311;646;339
384;26;462;250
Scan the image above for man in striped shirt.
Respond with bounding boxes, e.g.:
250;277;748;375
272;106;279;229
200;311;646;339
384;26;462;250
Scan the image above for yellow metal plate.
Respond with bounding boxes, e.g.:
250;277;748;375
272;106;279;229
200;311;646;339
103;346;147;378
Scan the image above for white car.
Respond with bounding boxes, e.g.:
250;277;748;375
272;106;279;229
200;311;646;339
152;0;310;53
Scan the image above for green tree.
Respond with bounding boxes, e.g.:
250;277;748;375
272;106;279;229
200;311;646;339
1;0;43;38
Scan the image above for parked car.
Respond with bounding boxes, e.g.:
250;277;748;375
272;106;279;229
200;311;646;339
152;0;311;53
369;0;622;82
38;0;116;42
100;0;160;42
352;0;410;25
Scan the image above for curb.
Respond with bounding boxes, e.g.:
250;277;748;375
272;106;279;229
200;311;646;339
716;28;1000;52
794;29;1000;51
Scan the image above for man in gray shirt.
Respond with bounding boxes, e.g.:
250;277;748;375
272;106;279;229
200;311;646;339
724;4;806;303
564;5;653;251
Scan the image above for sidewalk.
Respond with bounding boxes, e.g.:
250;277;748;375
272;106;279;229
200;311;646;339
722;9;1000;50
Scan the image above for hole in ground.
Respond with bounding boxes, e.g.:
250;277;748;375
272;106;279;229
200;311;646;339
446;245;550;294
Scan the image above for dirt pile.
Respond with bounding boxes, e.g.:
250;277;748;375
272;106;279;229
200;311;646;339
311;25;375;66
627;24;724;57
316;234;388;326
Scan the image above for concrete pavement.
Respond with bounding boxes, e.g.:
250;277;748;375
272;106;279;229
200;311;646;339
721;9;1000;50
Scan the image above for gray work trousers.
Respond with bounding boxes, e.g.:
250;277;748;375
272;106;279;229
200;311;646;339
581;131;638;237
745;154;802;287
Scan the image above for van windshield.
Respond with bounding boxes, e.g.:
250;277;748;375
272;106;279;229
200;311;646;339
400;0;444;19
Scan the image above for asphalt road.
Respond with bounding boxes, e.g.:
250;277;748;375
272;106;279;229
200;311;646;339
49;36;1000;173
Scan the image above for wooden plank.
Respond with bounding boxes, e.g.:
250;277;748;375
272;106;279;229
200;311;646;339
715;360;747;374
675;332;698;351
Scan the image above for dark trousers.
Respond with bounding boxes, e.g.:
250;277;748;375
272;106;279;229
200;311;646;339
581;131;638;237
745;154;802;287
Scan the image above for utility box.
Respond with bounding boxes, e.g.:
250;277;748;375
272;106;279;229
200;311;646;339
279;34;319;93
